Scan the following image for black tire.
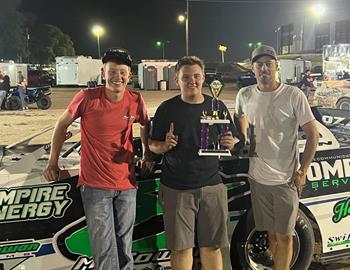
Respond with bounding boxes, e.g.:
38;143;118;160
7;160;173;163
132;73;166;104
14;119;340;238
5;96;21;110
37;96;52;110
230;209;314;270
336;97;350;110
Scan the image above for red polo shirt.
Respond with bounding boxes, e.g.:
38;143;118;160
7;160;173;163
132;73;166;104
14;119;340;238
68;87;148;190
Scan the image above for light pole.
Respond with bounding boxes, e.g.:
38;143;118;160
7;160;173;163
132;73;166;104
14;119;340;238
92;25;105;59
275;27;280;54
178;0;189;56
218;45;227;63
156;41;165;59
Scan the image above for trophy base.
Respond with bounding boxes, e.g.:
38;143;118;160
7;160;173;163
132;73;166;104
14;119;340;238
200;119;230;125
198;149;232;156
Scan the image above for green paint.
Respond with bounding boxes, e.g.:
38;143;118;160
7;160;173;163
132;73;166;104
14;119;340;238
65;227;92;257
327;239;350;247
225;182;244;191
132;232;167;252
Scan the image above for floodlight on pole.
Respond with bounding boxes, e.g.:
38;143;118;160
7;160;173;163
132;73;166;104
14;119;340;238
177;0;189;56
92;25;105;59
156;40;165;59
310;3;326;23
218;45;227;63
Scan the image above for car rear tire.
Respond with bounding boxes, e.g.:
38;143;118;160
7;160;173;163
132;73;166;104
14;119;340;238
5;96;21;110
37;96;52;110
230;209;314;270
336;97;350;110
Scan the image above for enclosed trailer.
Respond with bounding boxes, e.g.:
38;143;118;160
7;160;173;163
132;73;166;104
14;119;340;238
0;62;28;87
279;59;311;84
56;56;102;86
323;44;350;80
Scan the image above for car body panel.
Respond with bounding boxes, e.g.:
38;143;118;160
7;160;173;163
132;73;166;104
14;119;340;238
1;108;350;269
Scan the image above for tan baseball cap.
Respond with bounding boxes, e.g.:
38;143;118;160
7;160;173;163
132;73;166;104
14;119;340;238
251;45;277;63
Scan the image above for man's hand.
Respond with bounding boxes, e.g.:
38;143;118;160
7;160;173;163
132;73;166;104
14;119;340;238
139;157;155;178
43;163;61;182
292;170;307;197
164;122;178;152
219;131;239;151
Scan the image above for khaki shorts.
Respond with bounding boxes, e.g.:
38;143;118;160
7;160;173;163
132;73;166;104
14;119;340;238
249;179;299;236
158;183;229;251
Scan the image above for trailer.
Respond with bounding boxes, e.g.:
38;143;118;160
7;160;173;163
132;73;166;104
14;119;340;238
55;56;102;86
323;44;350;80
279;58;311;84
0;62;28;87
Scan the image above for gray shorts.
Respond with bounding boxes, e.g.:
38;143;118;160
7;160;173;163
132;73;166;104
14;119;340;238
249;179;299;236
158;183;229;251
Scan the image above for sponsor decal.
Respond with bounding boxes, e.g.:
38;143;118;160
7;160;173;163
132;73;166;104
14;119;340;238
0;242;40;255
70;251;171;270
133;250;171;265
71;256;94;270
332;197;350;223
322;115;350;130
307;158;350;190
0;184;72;223
327;233;350;248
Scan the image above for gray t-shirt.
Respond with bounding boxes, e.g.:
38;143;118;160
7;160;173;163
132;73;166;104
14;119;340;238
235;83;315;185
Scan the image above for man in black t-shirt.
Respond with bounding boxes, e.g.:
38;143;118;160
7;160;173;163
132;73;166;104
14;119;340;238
149;56;239;270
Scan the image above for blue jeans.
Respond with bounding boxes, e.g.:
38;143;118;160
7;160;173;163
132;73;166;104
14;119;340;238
0;90;6;109
80;185;137;270
17;87;27;108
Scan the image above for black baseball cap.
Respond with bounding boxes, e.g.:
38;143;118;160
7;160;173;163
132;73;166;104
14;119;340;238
102;47;132;67
251;45;277;63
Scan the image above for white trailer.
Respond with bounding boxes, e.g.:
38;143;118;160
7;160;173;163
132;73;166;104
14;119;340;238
0;62;28;87
56;56;102;86
323;44;350;80
279;59;311;84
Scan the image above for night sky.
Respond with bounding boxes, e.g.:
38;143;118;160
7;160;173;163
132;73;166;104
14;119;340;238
19;0;350;62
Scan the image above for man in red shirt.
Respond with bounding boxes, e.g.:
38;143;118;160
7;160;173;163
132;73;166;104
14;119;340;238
43;48;153;270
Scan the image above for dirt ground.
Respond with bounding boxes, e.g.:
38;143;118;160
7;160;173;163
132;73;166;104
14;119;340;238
0;86;237;146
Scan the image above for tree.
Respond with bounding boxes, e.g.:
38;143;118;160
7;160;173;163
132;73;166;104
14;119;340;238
29;24;75;64
0;0;26;61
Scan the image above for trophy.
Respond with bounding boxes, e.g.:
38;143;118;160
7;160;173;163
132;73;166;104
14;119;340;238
198;80;232;157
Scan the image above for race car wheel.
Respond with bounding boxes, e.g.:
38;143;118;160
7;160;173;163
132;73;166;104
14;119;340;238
37;96;52;110
336;97;350;110
5;96;21;110
230;209;314;270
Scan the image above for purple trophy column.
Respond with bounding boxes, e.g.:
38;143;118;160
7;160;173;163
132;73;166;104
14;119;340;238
201;123;209;149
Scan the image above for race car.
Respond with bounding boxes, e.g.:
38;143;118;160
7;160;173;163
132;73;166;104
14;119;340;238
0;107;350;270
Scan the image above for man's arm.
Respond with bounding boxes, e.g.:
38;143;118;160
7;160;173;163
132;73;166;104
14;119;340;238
236;115;249;143
299;120;320;173
140;121;152;159
293;120;320;192
43;110;75;181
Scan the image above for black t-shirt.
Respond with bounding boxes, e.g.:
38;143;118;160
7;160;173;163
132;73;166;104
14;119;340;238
0;75;10;91
151;94;238;190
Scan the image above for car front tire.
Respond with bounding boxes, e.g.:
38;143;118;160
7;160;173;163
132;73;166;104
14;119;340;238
230;209;314;270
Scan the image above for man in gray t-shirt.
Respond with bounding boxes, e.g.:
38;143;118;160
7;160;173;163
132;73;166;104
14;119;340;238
235;45;319;270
